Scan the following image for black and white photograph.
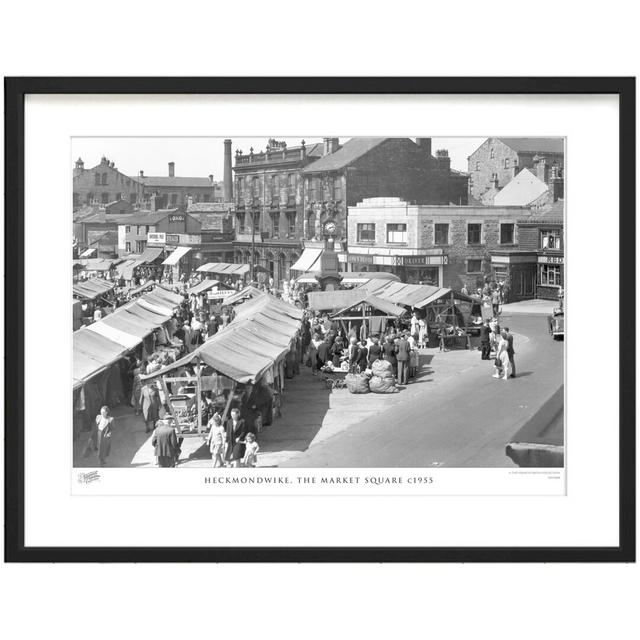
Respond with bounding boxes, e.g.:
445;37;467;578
71;135;565;472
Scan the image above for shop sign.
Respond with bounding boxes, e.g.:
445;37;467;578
207;289;235;300
348;254;374;264
397;255;448;266
166;234;180;244
538;255;564;264
147;232;166;245
168;214;185;223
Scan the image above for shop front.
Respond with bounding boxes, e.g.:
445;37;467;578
537;254;564;300
490;252;538;302
345;251;446;286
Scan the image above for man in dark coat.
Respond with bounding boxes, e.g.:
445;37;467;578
396;334;411;385
368;336;382;365
152;419;179;467
225;408;247;467
480;320;491;360
317;338;330;369
504;326;516;378
356;340;369;371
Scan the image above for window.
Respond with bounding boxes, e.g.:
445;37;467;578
490;148;495;159
540;228;562;250
171;193;178;205
87;192;94;204
136;240;146;253
144;225;149;234
125;225;131;233
434;223;449;245
272;211;279;236
540;264;562;286
102;173;108;185
357;223;376;242
203;194;210;203
252;176;260;199
94;173;101;185
101;192;109;203
288;173;295;192
309;177;318;201
467;259;482;273
467;223;482;245
386;223;407;243
237;213;246;234
475;161;480;171
333;176;342;201
125;241;131;253
237;177;243;197
73;192;79;207
130;193;137;204
500;223;515;244
253;210;260;232
504;158;510;168
287;212;296;235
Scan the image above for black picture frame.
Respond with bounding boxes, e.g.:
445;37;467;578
4;77;636;563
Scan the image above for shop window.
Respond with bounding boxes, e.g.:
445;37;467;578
357;223;376;242
125;241;131;253
136;240;146;253
467;259;483;273
101;192;109;203
540;264;562;286
540;229;562;250
500;223;515;244
434;223;449;245
386;223;407;243
467;223;482;245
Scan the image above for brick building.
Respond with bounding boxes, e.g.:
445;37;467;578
346;197;529;292
232;138;325;285
73;156;142;210
73;199;135;257
467;137;564;202
135;162;222;208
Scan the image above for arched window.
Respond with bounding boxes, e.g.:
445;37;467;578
490;148;495;159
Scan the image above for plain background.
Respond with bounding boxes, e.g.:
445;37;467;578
1;2;638;639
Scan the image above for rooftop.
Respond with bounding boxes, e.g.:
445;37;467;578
492;168;549;206
303;137;387;173
234;142;324;168
497;137;565;155
133;176;214;188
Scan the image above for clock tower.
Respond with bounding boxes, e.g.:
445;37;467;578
314;218;343;291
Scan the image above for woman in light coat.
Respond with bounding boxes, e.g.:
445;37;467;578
492;330;511;380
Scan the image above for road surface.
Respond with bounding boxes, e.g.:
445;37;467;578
281;313;564;468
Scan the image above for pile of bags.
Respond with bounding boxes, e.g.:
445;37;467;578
369;360;399;394
345;372;371;394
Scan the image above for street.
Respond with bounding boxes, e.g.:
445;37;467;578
280;310;564;468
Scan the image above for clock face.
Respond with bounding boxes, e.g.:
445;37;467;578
323;220;337;235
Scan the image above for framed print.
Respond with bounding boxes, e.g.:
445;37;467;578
4;77;635;562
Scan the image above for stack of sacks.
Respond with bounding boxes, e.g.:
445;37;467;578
345;372;371;394
369;359;398;394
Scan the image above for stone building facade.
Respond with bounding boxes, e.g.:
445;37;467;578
73;156;142;210
467;137;564;202
232;139;325;285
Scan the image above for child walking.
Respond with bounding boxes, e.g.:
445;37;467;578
242;433;260;468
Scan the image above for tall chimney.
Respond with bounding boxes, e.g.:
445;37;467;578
416;138;432;156
223;139;233;201
168;162;175;177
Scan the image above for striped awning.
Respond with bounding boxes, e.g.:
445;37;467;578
72;278;116;300
290;248;323;272
197;262;250;276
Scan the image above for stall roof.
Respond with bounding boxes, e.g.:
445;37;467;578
223;285;264;306
307;289;369;312
141;293;302;385
197;262;250;276
331;295;407;318
188;279;221;295
73;328;129;388
82;258;118;272
162;246;192;266
72;277;116;300
358;280;473;308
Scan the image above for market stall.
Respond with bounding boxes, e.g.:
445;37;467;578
141;293;303;435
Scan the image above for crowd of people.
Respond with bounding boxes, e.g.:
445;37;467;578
479;317;516;380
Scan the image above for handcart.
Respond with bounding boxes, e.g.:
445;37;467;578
167;393;198;433
320;367;350;390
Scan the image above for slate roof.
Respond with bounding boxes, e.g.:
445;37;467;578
497;137;564;155
303;137;388;173
134;176;214;188
492;168;549;206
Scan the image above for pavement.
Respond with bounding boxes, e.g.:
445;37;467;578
501;299;558;315
73;311;563;469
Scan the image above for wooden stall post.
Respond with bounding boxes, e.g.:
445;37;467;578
159;376;180;429
195;362;204;434
221;380;237;424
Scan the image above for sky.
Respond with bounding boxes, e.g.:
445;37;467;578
71;136;486;179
